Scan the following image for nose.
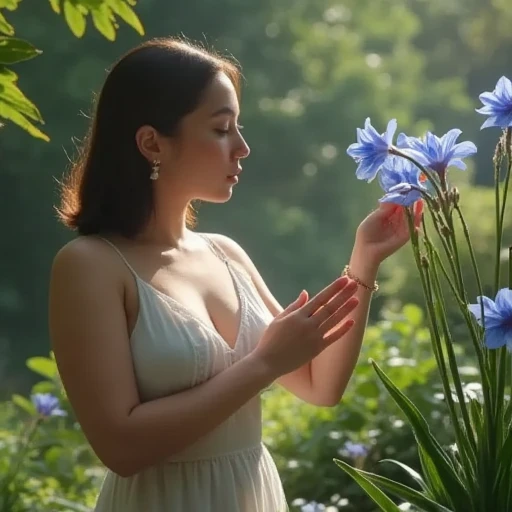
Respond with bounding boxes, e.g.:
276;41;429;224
234;133;250;159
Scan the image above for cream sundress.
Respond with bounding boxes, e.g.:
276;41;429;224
93;235;288;512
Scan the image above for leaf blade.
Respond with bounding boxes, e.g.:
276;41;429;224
0;36;41;64
334;459;402;512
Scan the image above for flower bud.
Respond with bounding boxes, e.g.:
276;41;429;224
494;138;503;165
448;187;460;207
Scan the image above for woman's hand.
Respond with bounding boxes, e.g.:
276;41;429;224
354;199;424;265
253;277;359;379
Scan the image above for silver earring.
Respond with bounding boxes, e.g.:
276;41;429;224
150;159;160;180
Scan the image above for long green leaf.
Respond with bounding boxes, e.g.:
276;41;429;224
359;468;454;512
495;427;512;505
379;459;428;491
371;360;472;510
334;459;401;512
419;445;453;505
0;36;41;64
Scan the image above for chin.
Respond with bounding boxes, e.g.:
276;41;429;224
200;189;234;204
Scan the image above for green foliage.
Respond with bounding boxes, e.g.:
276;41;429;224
0;0;143;138
0;355;103;511
262;304;473;510
336;108;512;508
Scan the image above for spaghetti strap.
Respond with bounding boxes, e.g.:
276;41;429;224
96;236;139;277
199;233;229;263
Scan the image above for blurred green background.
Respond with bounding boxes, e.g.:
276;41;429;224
1;0;512;510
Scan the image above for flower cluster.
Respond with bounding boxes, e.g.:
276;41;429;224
338;76;512;512
346;76;512;209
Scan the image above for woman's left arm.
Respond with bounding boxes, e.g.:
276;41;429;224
209;200;423;407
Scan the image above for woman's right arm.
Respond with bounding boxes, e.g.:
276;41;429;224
49;239;356;477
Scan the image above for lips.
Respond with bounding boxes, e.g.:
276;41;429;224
227;167;242;178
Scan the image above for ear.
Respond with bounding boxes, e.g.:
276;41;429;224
135;125;165;163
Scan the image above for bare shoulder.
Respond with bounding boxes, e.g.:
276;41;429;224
205;233;252;266
52;236;123;282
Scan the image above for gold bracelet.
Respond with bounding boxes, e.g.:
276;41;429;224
342;264;379;292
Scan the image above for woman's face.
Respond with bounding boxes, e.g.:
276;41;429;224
159;72;251;203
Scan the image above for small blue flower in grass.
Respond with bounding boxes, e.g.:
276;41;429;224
476;76;512;129
468;289;512;350
397;129;477;177
378;156;427;207
342;441;369;458
346;117;397;182
301;502;326;512
31;393;67;417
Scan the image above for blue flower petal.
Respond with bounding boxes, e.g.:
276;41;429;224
449;159;467;171
450;141;477;159
495;288;512;317
485;326;509;349
385;119;398;145
497;76;512;102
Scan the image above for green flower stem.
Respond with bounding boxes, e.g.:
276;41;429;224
406;213;475;467
493;142;504;293
390;147;444;200
453;205;485;330
428;246;477;457
427;211;459;288
495;140;512;451
426;242;492;435
421;229;479;449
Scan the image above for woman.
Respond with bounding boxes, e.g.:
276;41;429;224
49;37;422;511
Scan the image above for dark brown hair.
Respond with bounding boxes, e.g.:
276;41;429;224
57;37;242;237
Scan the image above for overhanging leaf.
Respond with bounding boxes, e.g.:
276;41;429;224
334;459;402;511
0;66;49;140
371;360;472;510
0;37;41;64
0;11;14;35
91;5;116;41
63;0;86;38
47;0;61;13
110;0;144;35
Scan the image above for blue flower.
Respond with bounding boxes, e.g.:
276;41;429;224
301;501;326;512
347;117;397;182
31;393;67;417
342;441;369;458
397;129;477;177
378;156;427;207
468;288;512;350
476;76;512;129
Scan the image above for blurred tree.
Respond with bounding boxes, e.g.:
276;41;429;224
1;0;510;395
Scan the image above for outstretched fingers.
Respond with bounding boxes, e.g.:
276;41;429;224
310;280;358;326
300;277;350;318
322;318;356;348
319;296;359;335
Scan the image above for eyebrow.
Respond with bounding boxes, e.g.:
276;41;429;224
210;106;239;118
